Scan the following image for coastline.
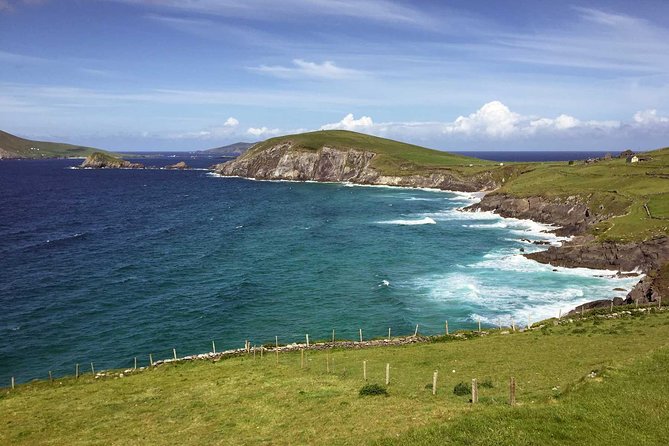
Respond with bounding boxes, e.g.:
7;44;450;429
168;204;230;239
210;171;645;314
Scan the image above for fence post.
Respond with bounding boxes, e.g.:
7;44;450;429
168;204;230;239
414;324;419;336
445;320;449;335
134;357;137;371
306;334;310;347
11;376;15;389
610;300;614;312
91;362;95;374
478;318;481;333
75;363;79;379
527;314;531;329
332;329;335;344
558;309;562;319
149;353;153;368
359;328;363;343
212;341;216;354
432;370;438;395
385;363;390;385
363;360;367;381
509;377;516;406
301;349;304;369
511;318;516;332
49;371;53;383
388;327;391;341
173;348;177;360
471;378;478;403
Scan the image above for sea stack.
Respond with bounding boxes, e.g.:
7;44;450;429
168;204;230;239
80;152;144;169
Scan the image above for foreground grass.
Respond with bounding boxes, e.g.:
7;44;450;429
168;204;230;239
2;311;669;445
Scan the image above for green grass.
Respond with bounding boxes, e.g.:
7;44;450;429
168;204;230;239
3;311;669;445
0;130;113;159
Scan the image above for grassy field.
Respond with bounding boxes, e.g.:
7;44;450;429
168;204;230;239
3;310;669;445
494;148;669;242
0;130;112;159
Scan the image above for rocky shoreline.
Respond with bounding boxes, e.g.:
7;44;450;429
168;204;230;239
469;193;669;306
213;145;668;310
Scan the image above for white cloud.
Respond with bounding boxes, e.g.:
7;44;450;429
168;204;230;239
633;109;669;125
312;102;669;149
224;117;239;127
320;113;374;131
252;59;363;80
247;126;280;137
444;101;520;138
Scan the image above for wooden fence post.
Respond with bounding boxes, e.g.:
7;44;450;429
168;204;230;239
75;363;79;379
385;363;390;385
332;329;335;344
527;314;531;329
260;346;264;359
363;360;367;381
134;357;137;370
359;328;363;343
471;378;478;403
306;334;310;347
414;324;419;336
11;376;15;389
610;300;614;312
478;317;481;333
432;370;438;395
49;371;53;383
445;320;449;335
90;362;95;374
173;348;177;360
558;309;562;319
301;349;304;369
511;318;516;332
388;327;391;341
149;353;153;368
509;377;516;406
212;341;216;354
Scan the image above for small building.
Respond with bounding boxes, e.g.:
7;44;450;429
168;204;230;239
626;155;639;163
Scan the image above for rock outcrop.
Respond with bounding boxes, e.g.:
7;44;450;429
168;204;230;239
80;152;144;169
213;144;499;192
468;193;604;235
166;161;189;169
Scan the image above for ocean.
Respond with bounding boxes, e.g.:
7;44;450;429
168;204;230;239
0;153;637;384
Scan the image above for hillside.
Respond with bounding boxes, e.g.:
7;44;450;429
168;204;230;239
213;130;516;192
2;308;669;445
203;141;255;156
0;130;111;159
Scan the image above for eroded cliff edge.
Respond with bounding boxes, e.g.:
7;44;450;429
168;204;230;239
212;144;500;192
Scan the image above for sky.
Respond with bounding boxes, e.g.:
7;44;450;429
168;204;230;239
1;0;669;151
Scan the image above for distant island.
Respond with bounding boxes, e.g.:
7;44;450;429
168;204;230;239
213;130;669;311
0;130;114;160
202;142;255;157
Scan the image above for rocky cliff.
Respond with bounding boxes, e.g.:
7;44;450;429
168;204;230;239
213;144;499;192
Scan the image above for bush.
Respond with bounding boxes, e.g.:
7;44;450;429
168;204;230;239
359;383;388;397
453;381;471;396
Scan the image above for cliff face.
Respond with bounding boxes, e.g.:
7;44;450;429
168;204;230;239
213;144;499;192
469;193;602;235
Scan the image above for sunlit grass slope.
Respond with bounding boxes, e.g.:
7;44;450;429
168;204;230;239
2;310;669;445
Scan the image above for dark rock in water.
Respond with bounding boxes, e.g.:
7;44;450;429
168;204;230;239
519;247;525;252
80;152;144;169
613;287;627;292
533;240;551;246
166;161;189;169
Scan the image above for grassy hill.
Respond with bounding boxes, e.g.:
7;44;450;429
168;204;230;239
0;130;111;159
203;142;255;156
245;130;496;175
2;309;668;445
494;148;669;242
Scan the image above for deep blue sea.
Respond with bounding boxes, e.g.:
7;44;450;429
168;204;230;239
0;153;637;384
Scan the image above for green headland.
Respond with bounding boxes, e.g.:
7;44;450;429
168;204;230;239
0;130;114;160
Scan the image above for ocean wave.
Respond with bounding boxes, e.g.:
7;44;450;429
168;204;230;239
378;217;436;225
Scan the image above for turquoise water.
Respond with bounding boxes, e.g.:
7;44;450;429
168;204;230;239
0;159;638;384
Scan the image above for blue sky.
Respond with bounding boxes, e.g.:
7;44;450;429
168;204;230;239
1;0;669;151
